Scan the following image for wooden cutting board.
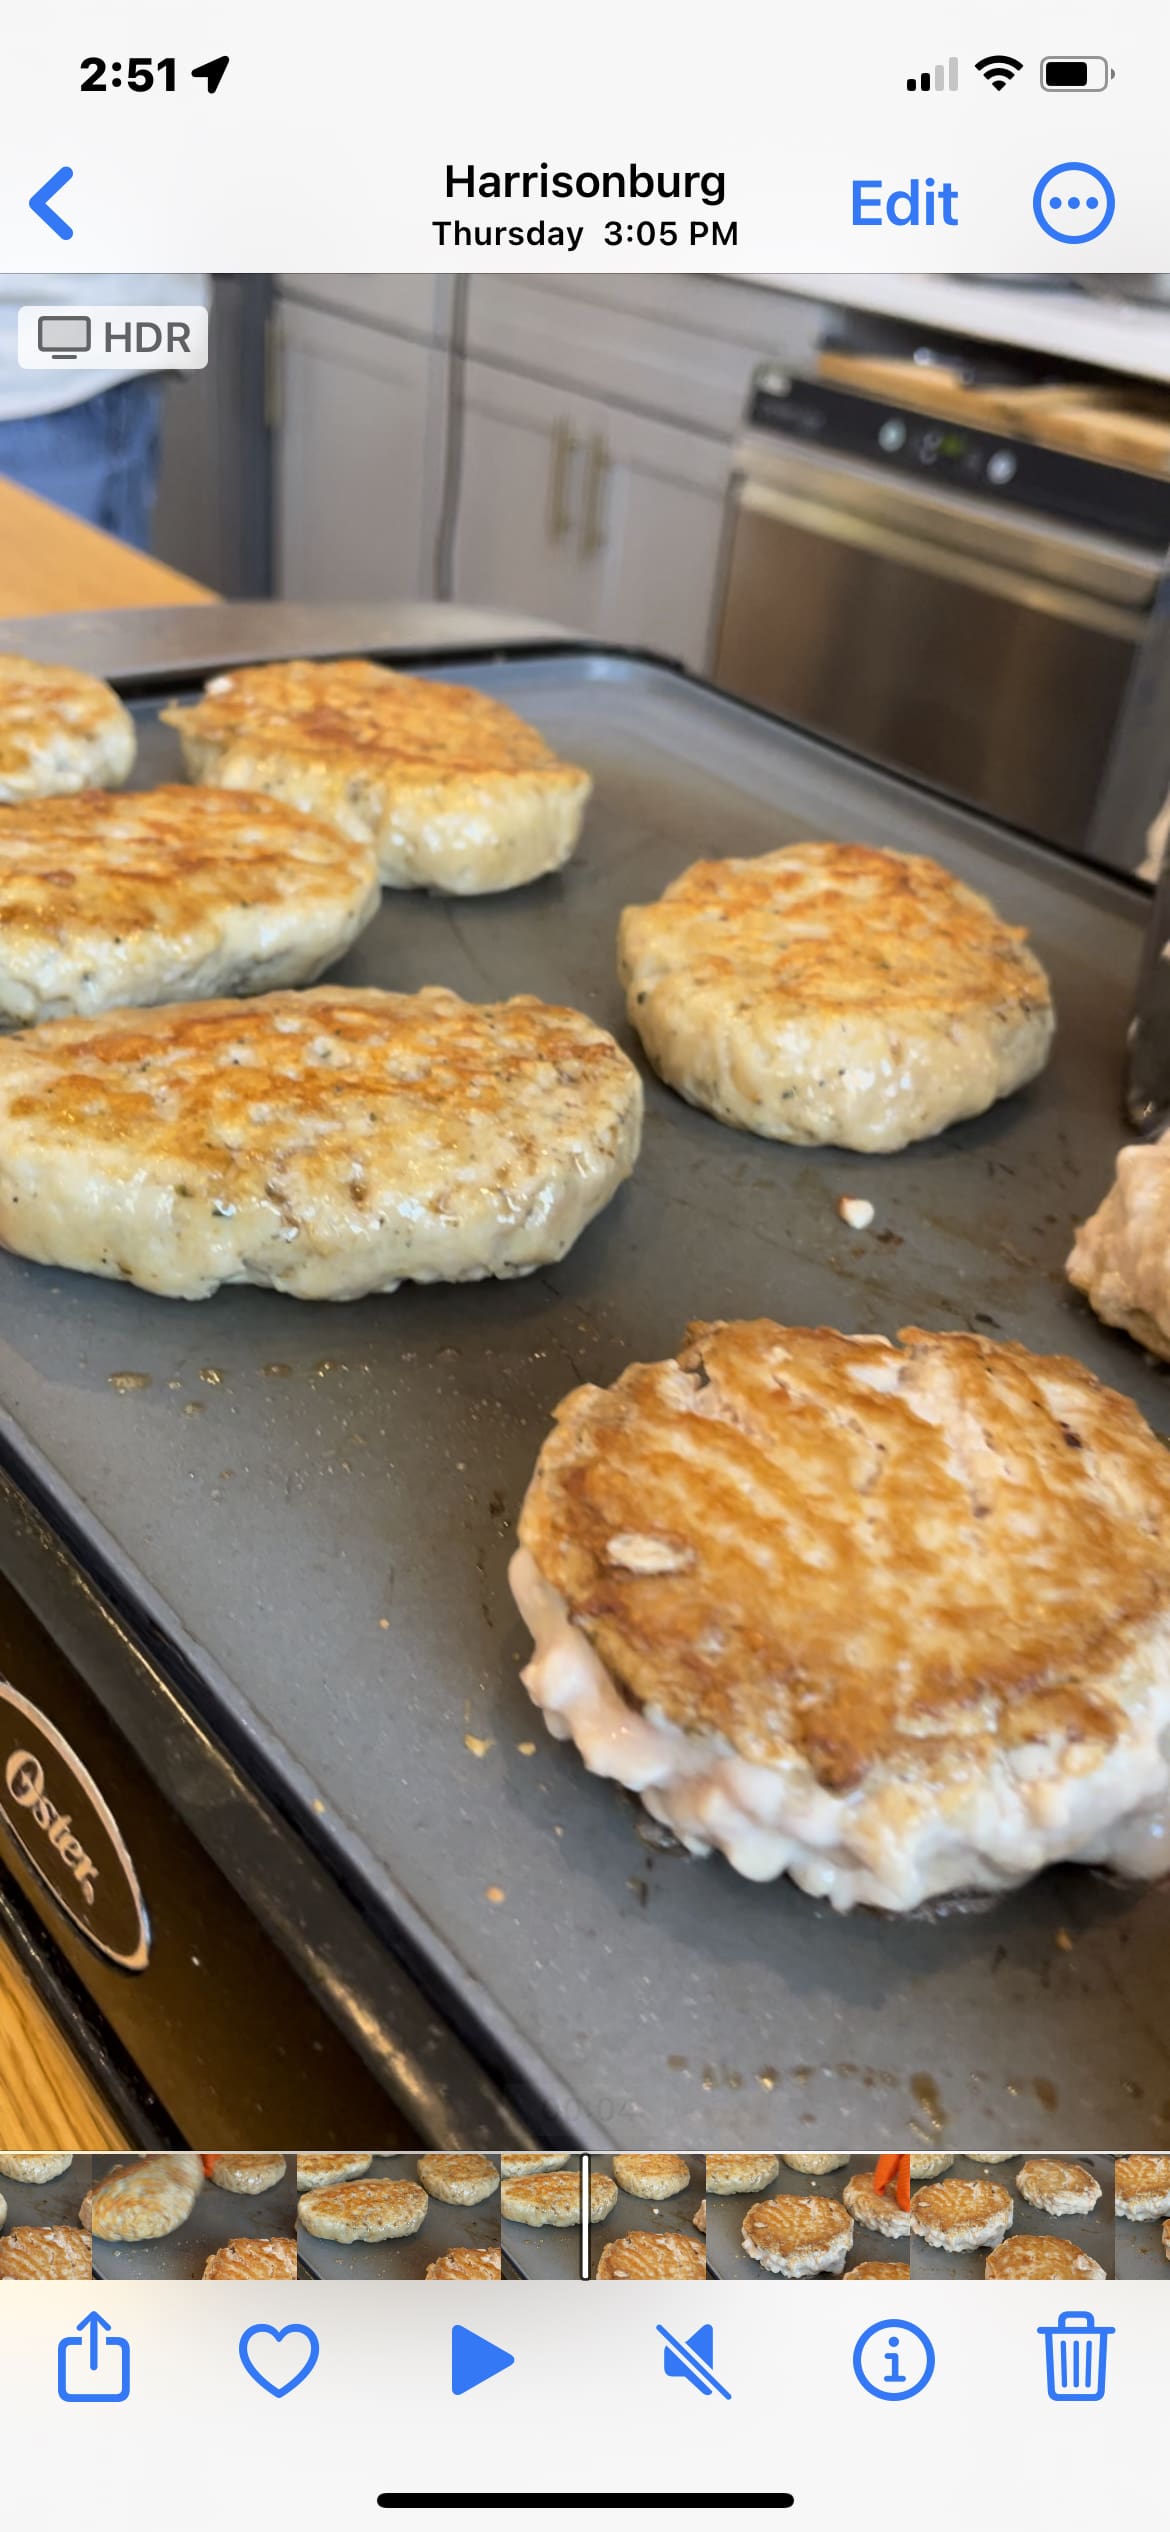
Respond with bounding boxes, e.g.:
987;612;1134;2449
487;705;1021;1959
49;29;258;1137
816;351;1170;475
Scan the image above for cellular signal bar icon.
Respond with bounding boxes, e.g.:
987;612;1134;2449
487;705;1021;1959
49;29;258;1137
907;58;958;91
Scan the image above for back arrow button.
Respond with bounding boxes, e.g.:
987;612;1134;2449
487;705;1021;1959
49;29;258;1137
30;167;74;240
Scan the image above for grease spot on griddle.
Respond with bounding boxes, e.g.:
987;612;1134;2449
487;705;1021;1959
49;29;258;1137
199;1367;224;1387
108;1371;151;1393
910;2073;946;2133
262;1362;293;1379
182;1400;205;1417
1034;2077;1059;2113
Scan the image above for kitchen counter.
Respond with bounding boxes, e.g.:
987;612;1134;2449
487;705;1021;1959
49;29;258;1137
756;273;1170;384
0;478;214;620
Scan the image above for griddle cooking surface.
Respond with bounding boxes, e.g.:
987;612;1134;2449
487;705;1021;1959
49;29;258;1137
0;649;1167;2146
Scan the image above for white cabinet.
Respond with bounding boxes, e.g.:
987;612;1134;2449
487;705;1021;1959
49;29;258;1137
454;358;728;671
274;300;443;604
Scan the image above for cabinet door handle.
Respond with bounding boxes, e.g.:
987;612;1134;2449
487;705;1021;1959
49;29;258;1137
580;433;611;558
547;418;579;543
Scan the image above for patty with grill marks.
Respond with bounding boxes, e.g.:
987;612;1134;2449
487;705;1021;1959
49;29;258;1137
511;1318;1170;1910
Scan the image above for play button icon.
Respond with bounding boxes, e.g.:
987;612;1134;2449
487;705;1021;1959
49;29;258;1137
451;2325;515;2397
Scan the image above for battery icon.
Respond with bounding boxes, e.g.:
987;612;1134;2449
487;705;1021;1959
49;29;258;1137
1041;56;1114;89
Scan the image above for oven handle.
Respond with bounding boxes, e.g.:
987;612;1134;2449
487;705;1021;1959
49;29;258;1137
735;476;1147;642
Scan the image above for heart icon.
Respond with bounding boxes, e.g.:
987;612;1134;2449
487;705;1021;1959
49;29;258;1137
238;2323;320;2399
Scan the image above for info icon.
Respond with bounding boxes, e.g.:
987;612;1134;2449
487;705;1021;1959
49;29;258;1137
852;2318;935;2403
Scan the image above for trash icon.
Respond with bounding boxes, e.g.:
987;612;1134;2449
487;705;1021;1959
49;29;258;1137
1038;2309;1114;2403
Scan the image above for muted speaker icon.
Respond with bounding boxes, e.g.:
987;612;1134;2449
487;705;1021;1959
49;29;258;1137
657;2321;732;2399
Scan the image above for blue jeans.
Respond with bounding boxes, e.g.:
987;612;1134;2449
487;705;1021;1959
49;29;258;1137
0;377;164;550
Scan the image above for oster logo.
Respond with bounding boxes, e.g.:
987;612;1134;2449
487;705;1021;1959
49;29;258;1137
0;1679;149;1969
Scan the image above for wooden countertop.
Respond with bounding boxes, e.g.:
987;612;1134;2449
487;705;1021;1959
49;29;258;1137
0;482;213;2145
0;477;214;618
0;1949;127;2148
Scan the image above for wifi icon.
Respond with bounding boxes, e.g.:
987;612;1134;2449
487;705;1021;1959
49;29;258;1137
976;53;1023;88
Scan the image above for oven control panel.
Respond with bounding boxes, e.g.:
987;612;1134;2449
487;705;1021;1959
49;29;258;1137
748;373;1170;546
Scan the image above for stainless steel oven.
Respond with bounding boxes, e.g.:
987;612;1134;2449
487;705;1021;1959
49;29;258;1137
712;369;1170;861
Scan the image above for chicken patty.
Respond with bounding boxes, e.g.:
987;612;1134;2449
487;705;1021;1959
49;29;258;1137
1068;1134;1170;1361
0;785;379;1026
0;653;135;801
618;841;1053;1151
164;657;590;894
511;1318;1170;1911
0;986;642;1301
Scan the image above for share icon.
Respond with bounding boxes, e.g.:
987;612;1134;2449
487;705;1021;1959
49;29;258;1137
657;2321;732;2399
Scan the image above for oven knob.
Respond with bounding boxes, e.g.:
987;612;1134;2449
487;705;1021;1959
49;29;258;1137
987;448;1017;485
878;416;907;452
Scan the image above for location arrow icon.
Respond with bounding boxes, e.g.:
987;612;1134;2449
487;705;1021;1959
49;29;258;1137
192;56;230;93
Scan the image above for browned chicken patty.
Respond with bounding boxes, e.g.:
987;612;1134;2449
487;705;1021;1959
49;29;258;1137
1116;2154;1170;2219
0;785;379;1026
0;653;135;802
911;2178;1013;2252
89;2153;203;2242
512;1318;1170;1911
203;2236;298;2280
705;2154;780;2195
986;2235;1104;2282
417;2153;499;2205
618;842;1053;1152
0;2224;91;2279
163;657;590;894
843;2173;912;2240
0;2152;73;2183
426;2246;502;2280
206;2152;287;2195
1016;2158;1101;2215
843;2261;911;2282
297;2178;428;2242
0;986;642;1301
742;2195;853;2277
500;2153;573;2178
296;2153;372;2191
1069;1136;1170;1361
501;2170;583;2227
611;2153;691;2200
595;2231;706;2280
